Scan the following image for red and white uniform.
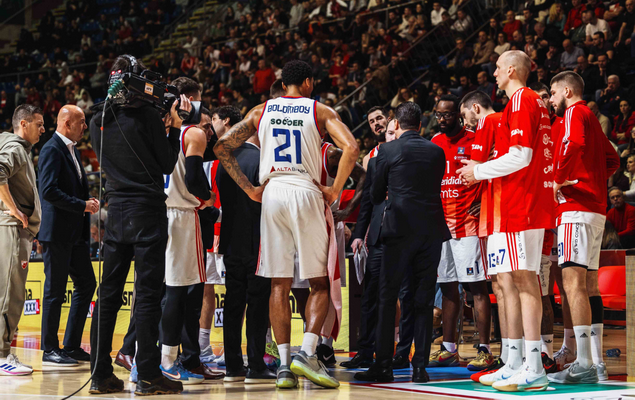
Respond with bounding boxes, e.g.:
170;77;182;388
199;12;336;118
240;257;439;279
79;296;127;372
203;159;225;285
432;128;487;283
538;229;555;295
553;101;620;270
477;88;555;274
368;145;380;159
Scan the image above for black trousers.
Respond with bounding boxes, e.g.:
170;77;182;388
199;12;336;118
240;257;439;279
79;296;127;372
375;235;442;368
396;267;415;359
223;255;271;372
357;244;382;359
160;283;204;370
41;241;96;352
90;202;168;381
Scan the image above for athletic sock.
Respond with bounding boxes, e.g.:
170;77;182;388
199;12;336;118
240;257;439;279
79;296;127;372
278;343;291;366
521;336;525;359
443;342;457;353
161;345;179;370
265;327;273;344
479;343;491;353
574;325;593;368
198;328;211;350
501;338;509;363
322;336;334;348
541;334;554;358
591;323;604;365
507;339;523;369
564;328;576;351
301;332;320;356
525;340;542;373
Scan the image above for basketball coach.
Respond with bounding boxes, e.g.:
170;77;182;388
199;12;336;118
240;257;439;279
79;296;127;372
357;102;450;383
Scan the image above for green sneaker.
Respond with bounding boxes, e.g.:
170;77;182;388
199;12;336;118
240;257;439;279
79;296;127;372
290;351;339;389
266;341;280;359
276;365;298;389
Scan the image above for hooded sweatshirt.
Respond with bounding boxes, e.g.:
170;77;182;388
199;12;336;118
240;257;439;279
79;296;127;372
0;132;41;237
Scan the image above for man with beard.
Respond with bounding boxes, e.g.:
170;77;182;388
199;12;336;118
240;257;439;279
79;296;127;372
362;106;390;170
430;95;493;371
547;71;619;384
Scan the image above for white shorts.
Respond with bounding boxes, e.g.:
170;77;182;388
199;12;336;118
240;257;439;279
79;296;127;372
437;236;488;283
538;254;551;296
291;221;347;289
486;229;545;274
165;208;206;287
205;235;225;285
557;222;603;271
257;181;328;280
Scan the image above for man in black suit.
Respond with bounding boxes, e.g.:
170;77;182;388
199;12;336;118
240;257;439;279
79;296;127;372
215;106;275;383
356;102;450;383
38;105;98;366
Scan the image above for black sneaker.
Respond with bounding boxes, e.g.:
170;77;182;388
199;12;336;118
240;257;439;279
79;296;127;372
64;347;90;363
316;344;336;367
89;374;124;394
42;348;79;367
245;367;277;384
223;365;248;382
135;376;183;396
542;352;557;374
340;353;373;369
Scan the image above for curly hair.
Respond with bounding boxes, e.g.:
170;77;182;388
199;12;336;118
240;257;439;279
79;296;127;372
213;106;242;127
281;60;313;87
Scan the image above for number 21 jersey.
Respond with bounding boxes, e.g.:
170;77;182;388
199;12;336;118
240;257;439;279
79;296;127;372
257;96;324;187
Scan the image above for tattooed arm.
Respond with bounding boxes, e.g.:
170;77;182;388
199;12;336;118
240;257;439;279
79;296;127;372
213;104;268;202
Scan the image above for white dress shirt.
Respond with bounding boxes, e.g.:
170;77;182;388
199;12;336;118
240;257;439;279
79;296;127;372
56;131;82;180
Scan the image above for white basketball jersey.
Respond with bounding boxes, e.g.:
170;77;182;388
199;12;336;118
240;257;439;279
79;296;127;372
258;96;324;187
164;125;200;209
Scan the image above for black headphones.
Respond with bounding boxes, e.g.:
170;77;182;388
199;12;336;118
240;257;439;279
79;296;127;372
107;54;141;86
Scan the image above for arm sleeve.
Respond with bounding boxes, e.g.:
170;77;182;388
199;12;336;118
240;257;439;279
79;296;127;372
38;146;87;213
184;155;211;200
474;146;533;180
370;150;389;205
554;108;585;184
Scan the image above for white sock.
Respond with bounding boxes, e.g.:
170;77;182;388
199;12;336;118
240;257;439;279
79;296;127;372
541;334;554;358
574;325;593;368
591;323;604;364
443;342;457;353
394;327;399;342
133;341;138;365
521;336;525;359
265;327;272;344
507;339;523;369
479;343;491;353
322;336;334;348
525;340;542;373
278;343;291;366
198;328;211;350
564;328;576;351
501;338;509;363
301;332;319;356
161;345;179;369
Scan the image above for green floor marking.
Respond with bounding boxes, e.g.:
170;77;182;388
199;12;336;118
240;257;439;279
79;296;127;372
418;380;635;396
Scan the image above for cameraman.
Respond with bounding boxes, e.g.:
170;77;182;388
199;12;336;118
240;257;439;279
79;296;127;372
88;55;191;395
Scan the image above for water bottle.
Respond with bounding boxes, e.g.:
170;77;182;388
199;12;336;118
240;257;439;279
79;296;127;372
606;348;621;357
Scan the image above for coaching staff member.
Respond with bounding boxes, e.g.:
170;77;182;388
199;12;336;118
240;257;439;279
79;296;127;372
357;102;450;383
88;55;191;395
39;105;97;367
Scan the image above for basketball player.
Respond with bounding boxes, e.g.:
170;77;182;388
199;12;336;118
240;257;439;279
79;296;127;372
458;51;555;392
161;77;218;384
547;71;619;383
214;60;359;389
362;107;389;169
431;94;492;371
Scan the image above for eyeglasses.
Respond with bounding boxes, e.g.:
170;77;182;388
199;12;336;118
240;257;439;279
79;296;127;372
435;111;456;120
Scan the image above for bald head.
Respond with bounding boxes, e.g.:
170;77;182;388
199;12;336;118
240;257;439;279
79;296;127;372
500;50;532;81
57;105;87;143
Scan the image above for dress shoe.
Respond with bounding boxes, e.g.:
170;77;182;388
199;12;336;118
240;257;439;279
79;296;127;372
188;363;225;380
64;347;90;363
392;355;410;369
89;374;124;394
412;367;429;383
115;351;133;371
354;362;394;382
135;375;183;395
224;366;248;382
340;353;373;369
42;349;78;367
245;367;277;384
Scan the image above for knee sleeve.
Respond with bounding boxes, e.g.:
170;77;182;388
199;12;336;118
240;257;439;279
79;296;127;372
589;295;604;324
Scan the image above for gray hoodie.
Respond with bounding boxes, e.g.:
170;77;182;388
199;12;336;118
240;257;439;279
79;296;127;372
0;132;41;237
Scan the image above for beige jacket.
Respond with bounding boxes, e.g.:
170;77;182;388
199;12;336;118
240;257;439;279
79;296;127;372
0;132;41;237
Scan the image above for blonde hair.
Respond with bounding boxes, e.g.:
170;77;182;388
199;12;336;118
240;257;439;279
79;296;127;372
548;3;563;23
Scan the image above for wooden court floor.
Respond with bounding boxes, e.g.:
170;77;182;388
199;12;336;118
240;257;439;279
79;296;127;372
3;324;630;400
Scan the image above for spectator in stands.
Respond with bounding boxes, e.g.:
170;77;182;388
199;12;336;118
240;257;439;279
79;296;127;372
522;8;537;36
588;101;613;137
612;100;635;149
486;17;501;40
586;0;607;18
583;10;611;46
547;3;567;32
607;187;635;248
495;32;511;55
476;71;496;99
574;55;600;100
560;39;585;69
76;90;93;117
503;10;522;41
431;2;447;26
598;74;627;119
588;32;614;62
564;0;587;39
390;88;414;108
253;59;276;95
510;29;526;50
473;30;495;65
180;52;196;75
613;0;634;51
451;9;473;34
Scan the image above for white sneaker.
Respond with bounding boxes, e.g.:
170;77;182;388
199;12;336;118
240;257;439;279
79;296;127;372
479;363;521;386
199;345;217;364
0;354;33;376
553;346;576;370
596;362;608;381
493;365;549;392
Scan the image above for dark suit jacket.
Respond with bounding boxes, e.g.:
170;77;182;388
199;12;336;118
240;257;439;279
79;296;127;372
371;131;450;240
217;143;261;257
38;133;90;243
352;157;385;247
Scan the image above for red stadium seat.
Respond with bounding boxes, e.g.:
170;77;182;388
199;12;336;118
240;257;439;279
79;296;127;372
598;265;626;310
